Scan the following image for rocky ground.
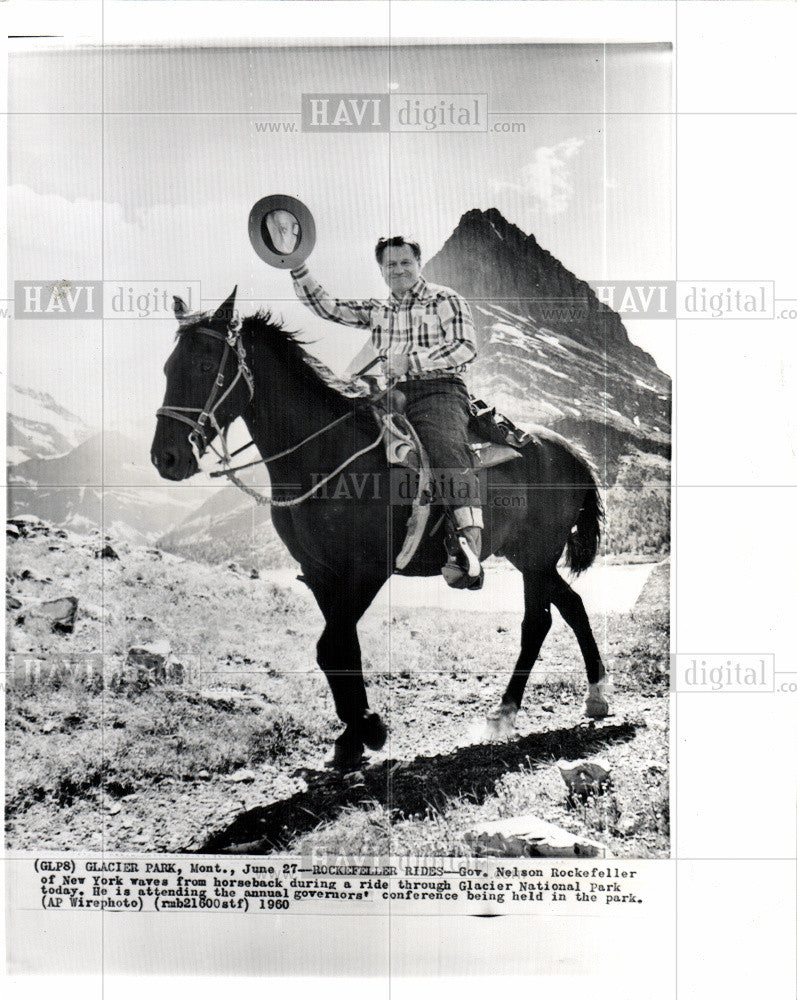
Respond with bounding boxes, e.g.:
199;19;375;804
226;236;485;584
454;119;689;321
5;517;669;857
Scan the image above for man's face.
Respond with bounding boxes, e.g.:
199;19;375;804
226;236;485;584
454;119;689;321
379;244;421;296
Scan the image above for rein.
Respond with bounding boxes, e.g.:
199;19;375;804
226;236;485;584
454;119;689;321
223;423;387;508
210;409;353;475
157;318;386;508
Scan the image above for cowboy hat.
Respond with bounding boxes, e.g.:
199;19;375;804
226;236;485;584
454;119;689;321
248;194;316;269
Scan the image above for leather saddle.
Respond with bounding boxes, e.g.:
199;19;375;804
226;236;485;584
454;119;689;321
371;392;528;570
375;391;528;469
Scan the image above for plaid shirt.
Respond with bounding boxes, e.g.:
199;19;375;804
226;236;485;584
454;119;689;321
290;264;477;375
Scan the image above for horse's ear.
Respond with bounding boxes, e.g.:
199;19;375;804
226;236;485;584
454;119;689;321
173;296;188;318
212;286;238;328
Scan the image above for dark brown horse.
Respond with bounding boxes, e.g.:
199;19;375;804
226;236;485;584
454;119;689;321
151;289;608;770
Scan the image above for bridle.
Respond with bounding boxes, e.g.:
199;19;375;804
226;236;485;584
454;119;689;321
156;314;388;508
156;316;254;465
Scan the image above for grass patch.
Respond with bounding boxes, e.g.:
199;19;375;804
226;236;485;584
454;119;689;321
6;685;322;815
292;797;481;858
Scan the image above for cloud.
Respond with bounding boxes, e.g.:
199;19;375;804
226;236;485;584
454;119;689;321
492;138;585;214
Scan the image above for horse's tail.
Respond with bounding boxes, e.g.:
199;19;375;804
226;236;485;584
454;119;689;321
565;475;604;575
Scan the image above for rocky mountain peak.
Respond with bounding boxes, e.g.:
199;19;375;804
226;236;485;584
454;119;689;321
425;207;645;362
422;208;670;483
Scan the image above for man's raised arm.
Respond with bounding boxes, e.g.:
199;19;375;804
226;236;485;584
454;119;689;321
290;264;373;329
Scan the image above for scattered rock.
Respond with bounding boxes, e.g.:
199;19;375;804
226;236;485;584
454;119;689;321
226;768;256;783
6;594;22;611
619;816;641;837
200;689;262;711
557;758;612;799
465;814;607;858
19;596;79;634
196;770;211;780
250;568;260;579
126;640;171;672
540;703;555;713
7;515;50;537
116;640;181;691
107;802;122;815
19;569;52;583
6;523;20;539
96;544;119;560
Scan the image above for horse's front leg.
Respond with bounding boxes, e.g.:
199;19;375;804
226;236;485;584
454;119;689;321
317;615;388;770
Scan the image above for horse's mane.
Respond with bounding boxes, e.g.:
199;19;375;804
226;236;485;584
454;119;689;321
244;311;369;404
243;309;315;368
179;308;367;407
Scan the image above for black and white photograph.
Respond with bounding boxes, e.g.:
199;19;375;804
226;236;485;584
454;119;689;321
3;0;796;992
6;29;671;857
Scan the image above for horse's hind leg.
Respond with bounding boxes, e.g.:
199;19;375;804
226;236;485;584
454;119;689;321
485;569;552;740
550;570;609;718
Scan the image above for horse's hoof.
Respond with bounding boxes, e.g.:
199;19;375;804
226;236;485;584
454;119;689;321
328;732;365;772
326;750;365;773
585;680;610;719
483;706;517;741
362;711;388;751
585;697;609;719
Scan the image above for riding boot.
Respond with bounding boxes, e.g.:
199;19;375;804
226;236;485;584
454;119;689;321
442;506;484;590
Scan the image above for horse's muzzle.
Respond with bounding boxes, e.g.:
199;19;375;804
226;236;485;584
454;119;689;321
151;444;199;481
151;418;200;481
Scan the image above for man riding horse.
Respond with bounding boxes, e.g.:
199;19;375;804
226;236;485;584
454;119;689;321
290;236;484;589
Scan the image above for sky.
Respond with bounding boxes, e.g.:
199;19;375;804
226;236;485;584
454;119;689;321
8;41;673;430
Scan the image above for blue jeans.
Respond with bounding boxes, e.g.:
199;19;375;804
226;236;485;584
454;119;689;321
396;374;481;509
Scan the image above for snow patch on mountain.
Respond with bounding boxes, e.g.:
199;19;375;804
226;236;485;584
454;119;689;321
7;383;94;463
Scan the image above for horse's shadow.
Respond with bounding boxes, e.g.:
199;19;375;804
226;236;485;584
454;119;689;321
193;719;638;854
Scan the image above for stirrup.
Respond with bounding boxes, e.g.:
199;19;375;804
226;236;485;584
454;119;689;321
442;534;484;591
